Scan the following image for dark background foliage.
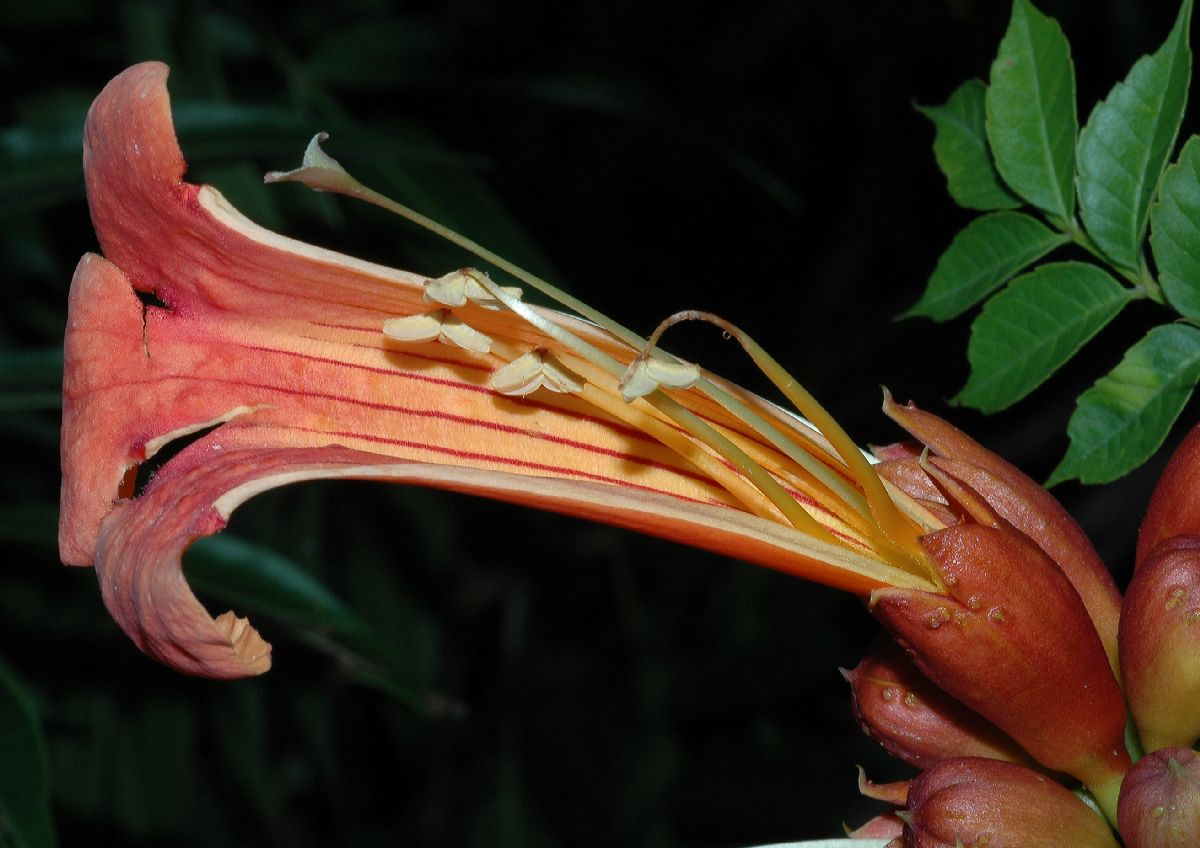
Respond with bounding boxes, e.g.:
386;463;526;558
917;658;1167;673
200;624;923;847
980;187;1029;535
0;0;1188;845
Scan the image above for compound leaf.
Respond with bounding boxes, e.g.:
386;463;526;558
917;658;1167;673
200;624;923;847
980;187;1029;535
1048;323;1200;485
918;79;1021;210
905;211;1067;320
986;0;1078;221
1078;0;1192;271
955;262;1132;412
1152;135;1200;317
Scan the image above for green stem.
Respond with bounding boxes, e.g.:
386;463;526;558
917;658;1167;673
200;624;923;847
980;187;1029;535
1060;216;1163;302
1085;771;1123;829
1137;252;1165;304
1124;712;1145;764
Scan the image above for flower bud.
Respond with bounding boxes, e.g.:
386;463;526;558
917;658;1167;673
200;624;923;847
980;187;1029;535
844;638;1030;769
1139;424;1200;569
1120;536;1200;751
903;757;1120;848
871;524;1129;806
1118;748;1200;848
881;393;1122;668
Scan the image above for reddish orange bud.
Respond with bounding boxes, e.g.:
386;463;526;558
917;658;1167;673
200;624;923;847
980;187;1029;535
882;393;1121;669
1120;536;1200;752
844;638;1030;769
902;757;1120;848
1118;748;1200;848
1139;424;1200;569
871;524;1129;800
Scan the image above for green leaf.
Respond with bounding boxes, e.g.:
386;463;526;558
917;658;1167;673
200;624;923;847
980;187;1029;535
0;504;58;548
986;0;1078;221
185;535;428;707
1048;323;1200;485
0;349;62;412
1078;0;1192;271
905;211;1067;320
0;660;57;848
918;79;1021;210
955;262;1132;412
1152;135;1200;317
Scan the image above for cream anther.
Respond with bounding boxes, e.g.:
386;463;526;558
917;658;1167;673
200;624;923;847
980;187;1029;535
424;268;522;311
491;349;585;396
619;357;701;402
382;309;493;354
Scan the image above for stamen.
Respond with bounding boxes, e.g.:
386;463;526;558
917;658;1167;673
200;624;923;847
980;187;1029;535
424;268;522;311
619;357;701;401
458;271;843;544
491;349;585;396
382;309;493;354
624;314;880;525
637;310;927;570
555;351;790;522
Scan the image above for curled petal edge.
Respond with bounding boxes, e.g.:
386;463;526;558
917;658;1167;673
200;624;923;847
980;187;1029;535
99;438;923;678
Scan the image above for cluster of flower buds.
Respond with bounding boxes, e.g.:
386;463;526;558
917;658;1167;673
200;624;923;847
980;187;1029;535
844;408;1200;846
63;63;1200;847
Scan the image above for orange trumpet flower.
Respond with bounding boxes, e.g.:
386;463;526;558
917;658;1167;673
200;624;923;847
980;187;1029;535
63;62;1142;831
61;62;943;679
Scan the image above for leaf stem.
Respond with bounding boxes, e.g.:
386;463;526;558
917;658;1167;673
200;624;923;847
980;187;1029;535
1060;216;1163;301
1136;252;1165;304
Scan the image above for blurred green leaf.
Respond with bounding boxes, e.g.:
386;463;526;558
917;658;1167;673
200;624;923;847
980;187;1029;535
1049;323;1200;485
0;660;56;848
111;697;196;834
0;0;92;26
355;132;562;285
1152;135;1200;317
0;120;87;217
494;71;803;212
918;79;1020;211
466;754;556;848
185;534;428;707
986;0;1078;221
0;504;58;548
206;684;283;830
0;349;62;412
305;20;462;87
170;101;313;158
955;262;1131;412
1078;0;1192;271
50;689;227;844
49;692;116;823
905;211;1066;320
191;162;286;231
